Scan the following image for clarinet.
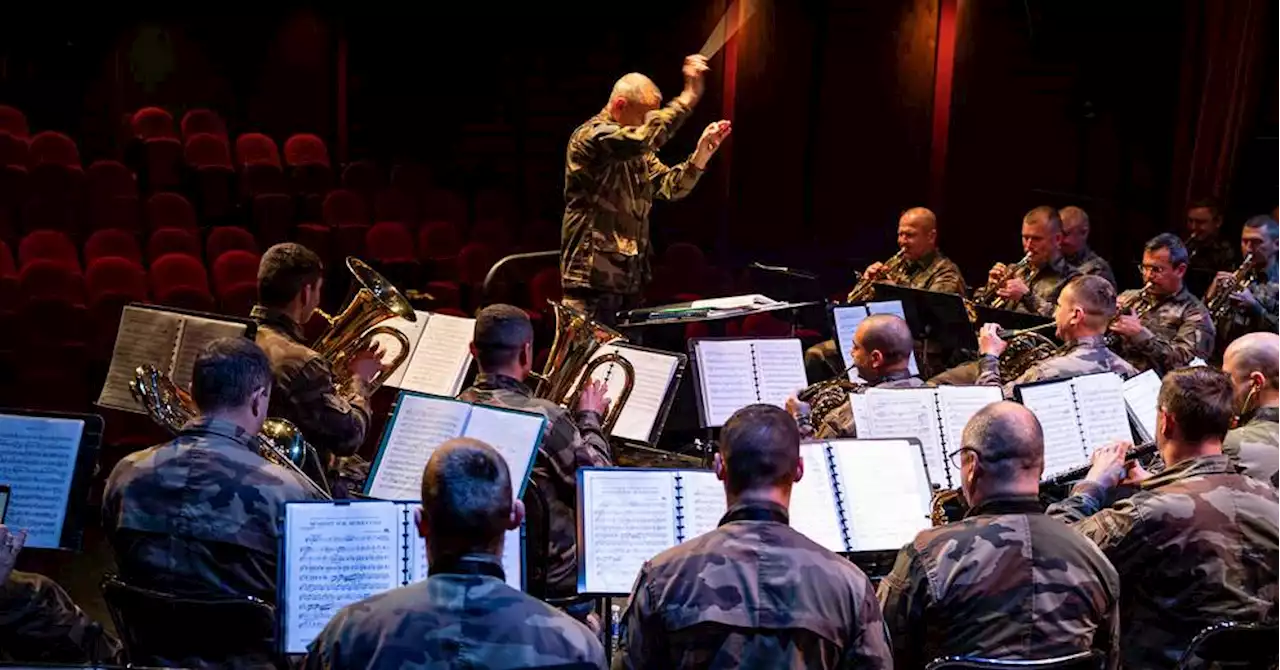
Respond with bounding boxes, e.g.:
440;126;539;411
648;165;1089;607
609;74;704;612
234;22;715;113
1042;441;1159;487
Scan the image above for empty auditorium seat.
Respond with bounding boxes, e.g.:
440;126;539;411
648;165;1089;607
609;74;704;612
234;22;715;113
87;160;137;203
528;267;561;307
417;220;463;260
131;107;177;140
470;218;513;254
741;312;792;337
251;193;294;245
211;250;260;295
334;223;368;260
86;256;148;360
420;188;467;224
149;253;213;310
662;242;707;273
284;134;330;168
143;137;184;192
205;227;258;266
84;229;143;266
294;224;333;266
184;134;235;222
19;230;79;271
323;189;368;227
145;193;197;232
0;106;29;138
18;259;84;304
0;133;28;168
184;133;233;168
341;160;384;205
180;109;227;141
234;133;282;168
20;196;78;236
147;228;201;262
366;221;418;289
217;281;258;317
28;132;81;169
90;195;141;234
374;189;415;225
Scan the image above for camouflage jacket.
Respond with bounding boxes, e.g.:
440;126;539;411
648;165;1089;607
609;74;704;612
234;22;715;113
1223;406;1279;486
457;373;610;600
102;416;323;603
813;371;929;440
1016;255;1080;317
613;501;892;670
1065;247;1117;288
1047;454;1280;669
1113;286;1216;375
1218;260;1280;338
304;553;605;670
878;496;1120;669
0;571;122;664
1186;234;1237;275
893;250;968;296
561;99;702;294
978;334;1139;398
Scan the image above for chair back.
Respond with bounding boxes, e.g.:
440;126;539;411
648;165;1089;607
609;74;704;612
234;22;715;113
1178;621;1280;669
521;478;552;600
926;651;1104;670
101;574;277;667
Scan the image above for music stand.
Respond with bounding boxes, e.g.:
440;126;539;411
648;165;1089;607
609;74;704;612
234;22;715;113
872;284;977;354
972;304;1054;336
0;408;103;551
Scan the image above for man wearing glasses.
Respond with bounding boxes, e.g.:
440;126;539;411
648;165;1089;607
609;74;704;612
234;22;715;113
1108;233;1216;376
878;402;1120;667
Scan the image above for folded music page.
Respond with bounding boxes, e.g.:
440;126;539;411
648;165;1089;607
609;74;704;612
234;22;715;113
750;339;809;409
678;470;727;541
854;389;949;488
0;414;85;548
791;442;847;553
830;439;932;551
398;312;475;396
1016;381;1087;475
459;405;544;498
936;386;1003;460
366;395;472;500
692;340;762;427
170;315;253;392
1123;369;1161;442
578;469;678;595
571;344;683;445
1069;373;1131;457
97;306;184;412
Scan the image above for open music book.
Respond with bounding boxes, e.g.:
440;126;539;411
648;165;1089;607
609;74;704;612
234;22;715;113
369;310;475;396
849;386;1002;488
1014;372;1135;480
568;343;686;445
97;304;252;413
833;302;919;381
576;439;932;595
366;392;545;501
1123;369;1160;443
0;410;102;549
690;337;808;428
279;499;522;655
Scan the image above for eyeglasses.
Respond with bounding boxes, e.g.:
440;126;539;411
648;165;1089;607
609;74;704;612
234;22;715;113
1137;264;1172;276
947;447;982;469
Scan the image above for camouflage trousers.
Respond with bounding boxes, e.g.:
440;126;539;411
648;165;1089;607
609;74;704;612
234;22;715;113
562;289;641;329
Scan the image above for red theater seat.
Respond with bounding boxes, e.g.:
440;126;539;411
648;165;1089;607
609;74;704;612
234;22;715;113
366;222;416;263
131;107;177;140
87;160;137;203
91;195;141;234
206;227;258;266
84;229;143;266
235;133;282;169
149;253;212;309
212;250;260;295
19;230;79;272
147;228;201;262
180;109;227;141
145;193;197;232
143;138;183;192
341;160;383;205
323;189;368;227
29;132;82;169
374;189;414;226
0;106;29;138
184;133;233;169
18;259;84;304
251;194;294;245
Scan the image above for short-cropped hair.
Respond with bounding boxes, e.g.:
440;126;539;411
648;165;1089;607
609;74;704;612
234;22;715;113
1144;232;1190;267
472;304;534;370
858;314;913;366
1064;274;1117;321
1024;205;1063;234
1188;197;1222;218
191;337;272;413
962;401;1045;480
1242;215;1279;242
720;404;800;495
257;243;323;308
1159;367;1235;443
421;438;512;548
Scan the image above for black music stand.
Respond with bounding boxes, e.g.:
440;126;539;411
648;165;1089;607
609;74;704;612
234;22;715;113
0;408;103;551
972;305;1054;336
872;284;977;354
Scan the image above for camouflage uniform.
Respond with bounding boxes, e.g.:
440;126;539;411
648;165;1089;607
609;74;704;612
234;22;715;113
1216;261;1280;345
878;496;1120;669
304;553;605;670
1066;247;1117;288
1112;286;1216;376
613;501;892;670
811;371;929;440
1014;255;1080;317
1223;406;1279;486
561;98;702;308
251;305;371;460
103;416;323;604
1186;234;1237;276
458;373;610;604
0;571;121;664
977;334;1138;398
1047;454;1280;669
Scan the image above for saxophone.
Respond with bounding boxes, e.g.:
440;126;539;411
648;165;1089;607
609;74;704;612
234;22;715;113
1204;253;1257;326
971;254;1032;311
847;250;908;303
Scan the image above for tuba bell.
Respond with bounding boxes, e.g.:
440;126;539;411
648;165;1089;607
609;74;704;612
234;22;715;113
533;301;636;434
314;257;417;392
129;364;332;499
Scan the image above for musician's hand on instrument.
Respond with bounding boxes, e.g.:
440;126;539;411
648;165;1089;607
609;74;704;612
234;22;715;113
576;380;611;417
692;120;732;168
977;323;1007;358
864;262;887;280
1109;313;1144;339
1084;442;1131;491
347;348;383;384
1229;288;1261;313
785;396;812;421
682;55;709;101
1213;271;1234;287
997;277;1029;302
987;264;1007;284
0;525;27;584
1121;460;1153;487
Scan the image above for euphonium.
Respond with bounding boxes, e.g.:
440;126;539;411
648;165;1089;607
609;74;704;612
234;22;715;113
1104;282;1155;350
795;365;867;429
1204;253;1257;324
128;364;332;499
533;301;636;434
314;257;417;393
847;250;908;303
972;254;1032;311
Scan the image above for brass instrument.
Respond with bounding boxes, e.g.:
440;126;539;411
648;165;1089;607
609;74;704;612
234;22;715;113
1104;282;1155;350
129;364;332;499
972;254;1032;311
795;363;867;429
991;322;1060;380
847;250;908;303
533;301;636;434
314;257;417;392
1204;253;1257;325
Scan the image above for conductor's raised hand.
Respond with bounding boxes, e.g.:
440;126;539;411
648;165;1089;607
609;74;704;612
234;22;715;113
576;379;612;418
683;55;709;101
692;121;732;168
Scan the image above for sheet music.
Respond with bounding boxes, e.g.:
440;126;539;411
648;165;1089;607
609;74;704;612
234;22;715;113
97;306;182;411
171;316;250;392
367;395;471;500
0;415;84;548
678;471;726;542
690;294;778;310
751;339;808;410
855;389;949;488
791;442;847;552
399;313;476;396
1123;369;1161;441
833;305;870;383
573;344;680;444
694;340;761;427
1069;373;1132;457
832;439;932;551
1017;382;1088;475
865;301;920;376
937;386;1003;455
460;406;544;498
371;312;429;389
408;524;523;589
283;501;401;654
0;487;9;522
580;469;677;594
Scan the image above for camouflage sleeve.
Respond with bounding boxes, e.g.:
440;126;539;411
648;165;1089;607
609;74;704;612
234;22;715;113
645;153;703;201
1128;305;1215;371
1248;282;1279;331
1047;484;1152;576
0;571;122;664
580;99;693;163
572;410;613;468
612;565;662;670
976;353;1031;399
1099;589;1122;670
846;573;894;669
926;260;967;296
286;358;371;458
876;547;929;670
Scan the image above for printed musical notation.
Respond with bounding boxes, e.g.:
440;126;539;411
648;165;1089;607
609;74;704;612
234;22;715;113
791;442;846;552
400;313;475;396
581;470;677;595
576;344;681;444
0;415;84;548
367;396;470;501
856;391;947;488
1018;383;1087;475
171;317;251;391
679;471;727;541
834;439;931;551
97;308;183;411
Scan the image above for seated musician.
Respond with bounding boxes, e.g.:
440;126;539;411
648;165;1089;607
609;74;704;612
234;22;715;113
1184;196;1238;277
805;207;964;381
1060;206;1117;287
1211;215;1279;353
614;405;892;669
251;243;382;492
977;275;1137;397
103;338;323;667
304;438;605;669
878;402;1119;669
1108;233;1215;375
1222;332;1280;485
1047;367;1279;669
982;205;1080;317
789;313;925;439
456;304;611;627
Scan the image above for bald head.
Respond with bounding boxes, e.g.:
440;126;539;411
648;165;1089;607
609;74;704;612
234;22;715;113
900;207;937;233
419;437;518;558
607;73;662;126
856;314;914;366
959;402;1044;504
1226;333;1280;389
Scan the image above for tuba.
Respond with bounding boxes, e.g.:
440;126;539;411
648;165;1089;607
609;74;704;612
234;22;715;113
129;364;332;499
314;257;417;392
533;301;636;434
1204;253;1257;326
847;250;908;303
